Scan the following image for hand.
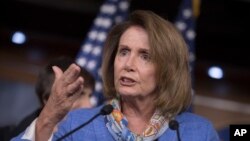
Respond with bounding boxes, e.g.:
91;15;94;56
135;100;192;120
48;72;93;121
45;63;84;121
36;64;84;141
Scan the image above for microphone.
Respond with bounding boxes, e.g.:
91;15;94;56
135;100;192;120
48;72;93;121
56;104;114;141
169;120;181;141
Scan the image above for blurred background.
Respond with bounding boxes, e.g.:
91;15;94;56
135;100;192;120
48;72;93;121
0;0;250;140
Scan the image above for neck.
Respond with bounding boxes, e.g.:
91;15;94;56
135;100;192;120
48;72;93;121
121;97;155;117
120;96;156;135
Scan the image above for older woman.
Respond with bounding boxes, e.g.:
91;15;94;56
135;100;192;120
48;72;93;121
12;10;219;141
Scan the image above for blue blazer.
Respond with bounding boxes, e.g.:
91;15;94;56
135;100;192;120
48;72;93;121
12;105;220;141
53;106;220;141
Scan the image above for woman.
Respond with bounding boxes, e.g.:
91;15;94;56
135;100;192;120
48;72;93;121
12;10;219;141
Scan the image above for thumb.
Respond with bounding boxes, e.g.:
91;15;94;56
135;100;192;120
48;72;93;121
52;66;63;80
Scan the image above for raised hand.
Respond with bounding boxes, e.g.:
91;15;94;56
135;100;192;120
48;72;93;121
36;63;84;141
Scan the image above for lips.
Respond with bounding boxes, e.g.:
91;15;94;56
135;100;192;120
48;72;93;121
120;76;136;86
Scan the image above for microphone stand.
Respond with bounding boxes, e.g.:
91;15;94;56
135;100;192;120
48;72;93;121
169;120;181;141
56;104;113;141
56;113;101;141
176;127;181;141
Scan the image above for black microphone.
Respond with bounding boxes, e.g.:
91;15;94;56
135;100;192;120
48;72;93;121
56;104;114;141
169;120;181;141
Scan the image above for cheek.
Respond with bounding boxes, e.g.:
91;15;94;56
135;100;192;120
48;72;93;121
147;73;156;84
142;69;157;86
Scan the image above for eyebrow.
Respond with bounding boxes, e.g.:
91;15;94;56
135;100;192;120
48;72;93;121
138;48;149;54
118;44;129;49
118;44;150;54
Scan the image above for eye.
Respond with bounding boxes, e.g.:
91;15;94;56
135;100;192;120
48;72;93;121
118;47;129;56
140;52;151;61
142;53;148;60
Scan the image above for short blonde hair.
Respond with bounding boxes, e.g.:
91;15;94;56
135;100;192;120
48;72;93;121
102;10;192;118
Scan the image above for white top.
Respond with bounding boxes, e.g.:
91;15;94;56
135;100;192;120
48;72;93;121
21;118;52;141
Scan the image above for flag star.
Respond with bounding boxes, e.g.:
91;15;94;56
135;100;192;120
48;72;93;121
92;46;102;56
90;96;98;107
183;9;192;19
95;18;102;26
98;68;102;77
101;4;117;15
97;32;107;42
119;1;129;11
89;30;97;40
102;18;112;28
82;43;93;53
76;57;87;67
175;21;187;31
189;52;196;62
95;81;103;92
186;29;196;40
95;17;112;28
87;60;97;70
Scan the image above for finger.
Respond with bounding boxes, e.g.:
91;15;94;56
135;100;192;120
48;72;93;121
66;76;84;97
52;66;63;80
63;64;81;85
70;84;84;102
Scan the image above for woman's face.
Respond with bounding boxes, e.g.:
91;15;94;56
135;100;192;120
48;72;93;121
114;26;157;98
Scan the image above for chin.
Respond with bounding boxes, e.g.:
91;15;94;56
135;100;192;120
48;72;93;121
120;93;137;97
117;89;137;97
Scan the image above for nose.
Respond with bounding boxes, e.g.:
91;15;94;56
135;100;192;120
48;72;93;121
124;55;135;72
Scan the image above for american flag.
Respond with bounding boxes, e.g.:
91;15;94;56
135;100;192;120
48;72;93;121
76;0;130;106
175;0;196;83
174;0;196;111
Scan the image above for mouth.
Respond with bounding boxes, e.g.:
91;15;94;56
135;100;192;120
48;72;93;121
120;76;136;86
